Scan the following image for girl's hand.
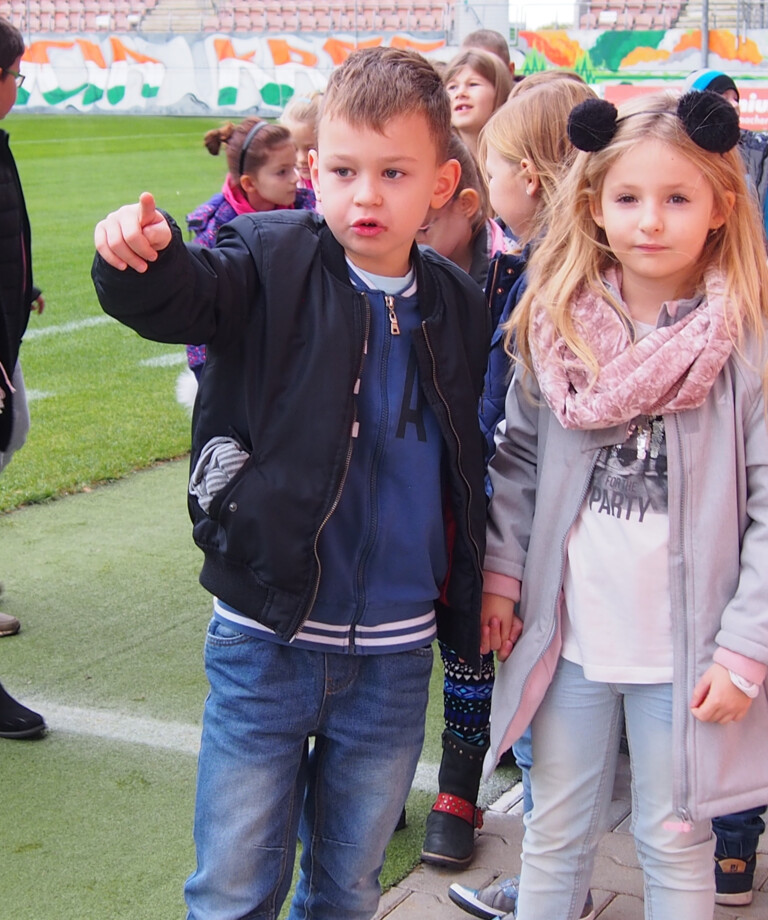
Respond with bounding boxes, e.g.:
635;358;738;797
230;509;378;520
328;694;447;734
690;663;754;724
480;592;523;662
94;192;171;273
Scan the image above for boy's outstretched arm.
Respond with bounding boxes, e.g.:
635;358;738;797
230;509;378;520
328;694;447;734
94;192;172;273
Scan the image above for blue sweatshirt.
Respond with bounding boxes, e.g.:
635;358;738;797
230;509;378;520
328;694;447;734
214;263;446;654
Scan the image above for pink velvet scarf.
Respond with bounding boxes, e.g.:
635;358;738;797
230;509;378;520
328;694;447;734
529;268;735;430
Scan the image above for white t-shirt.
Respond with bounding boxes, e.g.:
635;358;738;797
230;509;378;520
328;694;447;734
561;325;673;683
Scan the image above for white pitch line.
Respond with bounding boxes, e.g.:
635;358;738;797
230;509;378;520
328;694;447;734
26;701;203;755
139;353;188;368
24;315;114;340
19;699;444;792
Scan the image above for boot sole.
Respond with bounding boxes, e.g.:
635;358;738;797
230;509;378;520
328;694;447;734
0;724;46;739
715;890;753;906
420;848;473;868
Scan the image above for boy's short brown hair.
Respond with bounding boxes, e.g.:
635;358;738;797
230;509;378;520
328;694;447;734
0;17;24;73
320;47;452;162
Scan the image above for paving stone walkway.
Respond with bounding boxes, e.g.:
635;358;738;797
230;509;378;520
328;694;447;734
375;754;768;919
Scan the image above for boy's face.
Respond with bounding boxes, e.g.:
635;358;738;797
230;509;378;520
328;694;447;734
0;55;21;119
310;112;459;277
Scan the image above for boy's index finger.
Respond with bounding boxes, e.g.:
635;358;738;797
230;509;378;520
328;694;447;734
138;191;158;226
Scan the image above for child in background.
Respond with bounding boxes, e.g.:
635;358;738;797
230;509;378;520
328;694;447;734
421;77;597;888
92;47;489;920
461;28;516;76
416;132;508;287
443;49;512;161
480;90;768;919
279;92;321;206
183;117;312;381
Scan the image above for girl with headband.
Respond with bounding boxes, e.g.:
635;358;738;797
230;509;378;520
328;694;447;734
480;90;768;919
183;118;314;381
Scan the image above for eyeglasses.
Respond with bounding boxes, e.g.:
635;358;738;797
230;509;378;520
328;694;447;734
2;68;25;88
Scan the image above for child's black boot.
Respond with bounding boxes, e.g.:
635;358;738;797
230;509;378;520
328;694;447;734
420;730;487;867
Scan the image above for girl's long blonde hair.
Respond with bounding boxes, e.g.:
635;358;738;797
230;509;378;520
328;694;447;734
477;76;596;244
508;90;768;376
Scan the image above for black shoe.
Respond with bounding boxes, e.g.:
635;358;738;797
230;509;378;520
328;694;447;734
715;853;755;906
421;731;487;867
0;681;46;739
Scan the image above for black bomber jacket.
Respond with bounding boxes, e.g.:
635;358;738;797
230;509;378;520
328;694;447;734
92;209;490;668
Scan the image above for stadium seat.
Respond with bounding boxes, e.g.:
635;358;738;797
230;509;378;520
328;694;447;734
634;10;656;26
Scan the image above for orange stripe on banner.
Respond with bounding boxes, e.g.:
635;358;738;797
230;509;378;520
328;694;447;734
24;40;75;65
323;37;382;66
213;38;256;62
267;39;318;67
110;37;160;65
390;36;445;52
76;39;107;68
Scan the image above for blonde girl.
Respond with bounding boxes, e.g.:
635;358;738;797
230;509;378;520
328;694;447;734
279;92;322;203
481;90;768;920
443;49;512;160
479;74;596;244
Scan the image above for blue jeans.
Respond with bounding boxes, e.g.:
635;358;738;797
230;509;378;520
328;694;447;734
517;658;715;920
184;619;433;920
713;806;767;859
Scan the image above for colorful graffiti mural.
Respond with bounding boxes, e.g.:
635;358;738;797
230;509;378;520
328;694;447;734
15;27;768;123
15;32;447;114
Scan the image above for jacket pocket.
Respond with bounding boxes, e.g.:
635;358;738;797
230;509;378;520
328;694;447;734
189;436;250;514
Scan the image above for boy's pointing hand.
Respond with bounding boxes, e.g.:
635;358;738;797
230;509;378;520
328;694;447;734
94;191;172;273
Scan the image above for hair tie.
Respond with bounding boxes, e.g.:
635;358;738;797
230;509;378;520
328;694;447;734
238;121;268;176
567;90;740;155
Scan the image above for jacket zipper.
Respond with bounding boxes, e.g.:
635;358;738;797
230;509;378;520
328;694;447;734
421;321;483;579
292;292;371;639
351;293;394;653
384;294;400;335
486;257;501;309
671;413;692;825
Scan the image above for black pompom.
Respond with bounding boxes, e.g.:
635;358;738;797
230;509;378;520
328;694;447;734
677;90;740;153
567;98;619;152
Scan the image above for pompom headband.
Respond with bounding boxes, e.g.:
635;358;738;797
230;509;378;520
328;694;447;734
567;90;740;155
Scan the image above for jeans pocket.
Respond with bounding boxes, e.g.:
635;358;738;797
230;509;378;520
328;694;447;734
205;617;251;646
405;643;434;661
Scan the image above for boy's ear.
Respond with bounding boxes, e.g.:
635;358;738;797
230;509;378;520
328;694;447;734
308;148;322;202
456;188;481;220
430;158;461;209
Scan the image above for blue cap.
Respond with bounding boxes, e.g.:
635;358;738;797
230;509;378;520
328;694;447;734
683;69;739;102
